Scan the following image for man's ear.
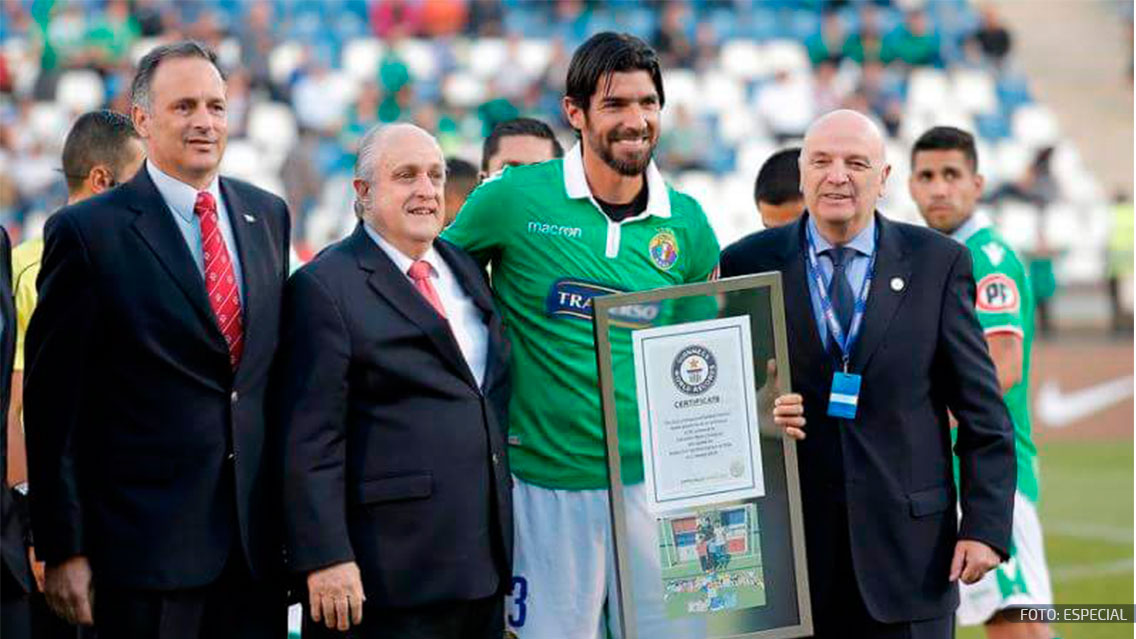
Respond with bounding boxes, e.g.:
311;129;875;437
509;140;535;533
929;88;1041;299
878;163;892;198
88;165;117;194
132;104;149;139
562;96;586;133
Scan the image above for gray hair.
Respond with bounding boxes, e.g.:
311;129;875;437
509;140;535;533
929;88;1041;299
352;123;443;218
131;40;224;111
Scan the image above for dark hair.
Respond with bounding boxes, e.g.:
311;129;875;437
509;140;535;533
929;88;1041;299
911;126;978;173
445;157;478;182
481;117;564;172
754;147;802;205
565;32;665;113
61;110;141;192
131;40;224;110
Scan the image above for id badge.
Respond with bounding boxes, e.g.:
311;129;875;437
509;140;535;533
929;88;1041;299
827;372;862;419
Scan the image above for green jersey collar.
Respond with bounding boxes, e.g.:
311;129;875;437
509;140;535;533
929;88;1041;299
950;210;992;245
562;142;671;219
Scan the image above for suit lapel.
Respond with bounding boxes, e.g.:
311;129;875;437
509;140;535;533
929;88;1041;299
351;226;479;390
850;213;910;372
782;216;830;371
127;169;225;346
218;178;258;331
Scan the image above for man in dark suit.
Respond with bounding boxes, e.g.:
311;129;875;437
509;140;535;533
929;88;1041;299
1;226;31;639
25;41;290;638
275;123;512;638
721;110;1014;639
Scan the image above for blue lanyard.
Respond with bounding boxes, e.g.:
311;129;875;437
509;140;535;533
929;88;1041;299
804;227;877;372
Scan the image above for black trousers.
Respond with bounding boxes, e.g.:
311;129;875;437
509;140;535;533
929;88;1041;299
302;593;504;639
92;552;285;639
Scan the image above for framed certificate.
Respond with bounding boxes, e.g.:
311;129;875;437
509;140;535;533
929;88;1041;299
632;316;765;513
593;272;812;639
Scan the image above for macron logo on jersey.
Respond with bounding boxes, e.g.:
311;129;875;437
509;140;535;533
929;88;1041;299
545;279;661;328
527;221;583;238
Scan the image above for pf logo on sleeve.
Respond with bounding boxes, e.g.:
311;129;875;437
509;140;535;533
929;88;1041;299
976;274;1020;313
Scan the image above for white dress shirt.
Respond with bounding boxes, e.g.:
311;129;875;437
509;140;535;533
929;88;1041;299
146;160;245;303
364;223;489;388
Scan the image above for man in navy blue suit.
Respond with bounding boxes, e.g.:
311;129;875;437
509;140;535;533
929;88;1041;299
725;110;1015;639
26;41;290;638
275;123;512;639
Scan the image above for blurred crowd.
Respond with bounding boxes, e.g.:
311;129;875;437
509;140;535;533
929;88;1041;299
0;0;1117;285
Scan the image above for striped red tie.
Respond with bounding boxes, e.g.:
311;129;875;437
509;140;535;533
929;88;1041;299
194;191;243;369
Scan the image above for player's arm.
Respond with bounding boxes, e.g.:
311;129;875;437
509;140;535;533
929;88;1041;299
985;332;1023;392
7;265;36;488
6;372;25;486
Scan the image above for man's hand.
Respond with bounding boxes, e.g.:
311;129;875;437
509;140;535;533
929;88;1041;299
307;561;365;631
44;555;94;625
949;540;1000;584
28;545;45;592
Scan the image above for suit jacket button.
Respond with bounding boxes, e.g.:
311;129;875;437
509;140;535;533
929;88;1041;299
227;452;235;461
230;391;239;404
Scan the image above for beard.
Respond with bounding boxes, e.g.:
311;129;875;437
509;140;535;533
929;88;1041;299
585;122;657;177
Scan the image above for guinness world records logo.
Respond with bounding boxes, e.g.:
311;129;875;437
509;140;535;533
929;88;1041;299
671;345;718;395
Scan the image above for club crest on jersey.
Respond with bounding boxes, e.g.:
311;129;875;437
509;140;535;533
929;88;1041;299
976;274;1020;313
545;279;661;328
649;229;679;271
672;345;717;395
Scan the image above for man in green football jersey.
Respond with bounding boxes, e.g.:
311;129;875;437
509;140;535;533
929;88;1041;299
910;126;1052;639
444;32;722;639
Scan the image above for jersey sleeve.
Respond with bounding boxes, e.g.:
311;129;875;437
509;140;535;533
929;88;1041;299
12;262;38;372
681;197;721;283
441;172;514;268
971;242;1025;338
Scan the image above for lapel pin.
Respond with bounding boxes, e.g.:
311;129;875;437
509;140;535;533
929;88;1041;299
243;214;256;223
890;277;905;292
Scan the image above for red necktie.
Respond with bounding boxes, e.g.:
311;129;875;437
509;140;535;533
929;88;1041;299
194;191;244;369
407;260;447;319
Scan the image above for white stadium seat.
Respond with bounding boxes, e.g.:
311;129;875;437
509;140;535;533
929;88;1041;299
27;101;69;148
906;68;951;116
1012;104;1061;149
661;69;698;110
246;102;298;156
719;40;764;80
762;40;810;76
995;201;1040;251
698;71;746;116
517;39;553;77
442;71;487;108
468;38;507;79
396;39;439;81
55;70;104;113
951;69;998;115
268;41;305;88
342;38;385;82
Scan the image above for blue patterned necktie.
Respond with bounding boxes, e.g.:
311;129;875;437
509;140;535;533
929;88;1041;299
825;246;856;353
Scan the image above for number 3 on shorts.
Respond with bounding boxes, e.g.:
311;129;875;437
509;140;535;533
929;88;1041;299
508;576;528;628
